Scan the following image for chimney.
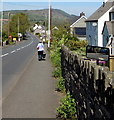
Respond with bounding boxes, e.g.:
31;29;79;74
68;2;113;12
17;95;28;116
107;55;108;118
103;2;105;7
80;12;85;17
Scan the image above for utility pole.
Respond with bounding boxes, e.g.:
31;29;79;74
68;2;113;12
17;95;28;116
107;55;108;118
43;11;47;43
18;16;20;41
8;12;10;43
44;12;47;42
48;0;51;48
18;16;19;34
0;1;3;118
0;0;3;46
50;6;52;42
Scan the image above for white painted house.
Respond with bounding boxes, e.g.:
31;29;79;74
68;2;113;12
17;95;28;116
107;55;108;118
33;24;39;31
86;0;114;47
70;12;87;40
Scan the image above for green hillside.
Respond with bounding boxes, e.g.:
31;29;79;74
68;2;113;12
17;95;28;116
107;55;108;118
3;9;79;26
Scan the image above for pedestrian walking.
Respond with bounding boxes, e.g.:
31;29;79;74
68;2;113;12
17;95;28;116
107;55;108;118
37;40;44;61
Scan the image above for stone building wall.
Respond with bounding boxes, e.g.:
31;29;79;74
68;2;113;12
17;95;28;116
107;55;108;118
61;45;114;120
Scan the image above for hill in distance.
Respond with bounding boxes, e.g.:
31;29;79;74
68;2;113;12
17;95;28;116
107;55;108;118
3;9;80;26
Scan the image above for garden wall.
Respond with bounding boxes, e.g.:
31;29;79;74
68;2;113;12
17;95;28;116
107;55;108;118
61;45;114;120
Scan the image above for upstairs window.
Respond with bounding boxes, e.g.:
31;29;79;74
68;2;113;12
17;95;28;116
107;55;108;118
110;12;114;21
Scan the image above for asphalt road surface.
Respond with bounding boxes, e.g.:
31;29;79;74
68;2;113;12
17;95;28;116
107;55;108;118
2;33;59;118
2;32;38;100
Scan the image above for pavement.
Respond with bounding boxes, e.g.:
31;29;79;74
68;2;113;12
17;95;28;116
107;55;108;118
2;45;60;118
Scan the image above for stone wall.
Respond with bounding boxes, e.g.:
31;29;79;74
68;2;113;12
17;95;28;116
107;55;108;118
61;45;114;120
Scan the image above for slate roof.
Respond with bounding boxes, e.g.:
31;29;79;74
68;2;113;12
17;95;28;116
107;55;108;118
86;1;114;22
70;16;87;28
103;21;114;34
109;7;114;12
70;16;80;25
102;21;114;35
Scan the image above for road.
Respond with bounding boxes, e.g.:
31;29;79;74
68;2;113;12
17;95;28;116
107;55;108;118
2;32;38;100
2;33;59;118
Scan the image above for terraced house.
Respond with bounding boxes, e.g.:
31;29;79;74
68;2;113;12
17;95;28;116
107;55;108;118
86;0;114;51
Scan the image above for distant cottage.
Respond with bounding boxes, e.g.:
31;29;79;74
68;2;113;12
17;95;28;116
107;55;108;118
86;0;114;47
70;12;87;40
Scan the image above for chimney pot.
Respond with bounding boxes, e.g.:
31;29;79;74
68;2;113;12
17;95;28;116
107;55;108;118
80;12;85;17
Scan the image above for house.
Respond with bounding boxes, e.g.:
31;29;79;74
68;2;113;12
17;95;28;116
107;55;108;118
33;24;46;41
86;0;114;47
33;25;45;35
70;12;87;40
102;21;114;55
33;24;39;31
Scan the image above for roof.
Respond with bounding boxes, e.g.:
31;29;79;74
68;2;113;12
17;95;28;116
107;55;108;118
70;16;87;28
70;16;80;25
102;21;114;34
86;1;114;22
109;7;114;12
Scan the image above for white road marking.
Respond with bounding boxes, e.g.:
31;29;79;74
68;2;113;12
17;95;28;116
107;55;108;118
26;44;29;47
11;50;16;53
2;40;34;58
1;53;9;57
17;48;21;51
21;47;24;49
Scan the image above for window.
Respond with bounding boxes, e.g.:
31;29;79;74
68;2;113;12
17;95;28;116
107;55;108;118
111;12;114;21
75;27;86;36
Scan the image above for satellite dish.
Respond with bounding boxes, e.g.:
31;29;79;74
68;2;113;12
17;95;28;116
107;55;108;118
92;22;97;26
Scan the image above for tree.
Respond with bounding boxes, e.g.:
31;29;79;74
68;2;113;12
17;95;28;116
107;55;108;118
10;13;30;37
2;31;8;42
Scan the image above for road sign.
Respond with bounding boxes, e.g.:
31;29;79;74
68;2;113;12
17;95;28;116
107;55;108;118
86;45;110;67
13;38;17;41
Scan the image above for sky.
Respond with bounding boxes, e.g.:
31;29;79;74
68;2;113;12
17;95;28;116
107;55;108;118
1;0;103;17
2;0;104;2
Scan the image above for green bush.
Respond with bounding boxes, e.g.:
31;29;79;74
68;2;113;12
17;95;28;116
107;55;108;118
52;67;62;78
2;31;8;42
35;33;41;37
56;77;65;92
73;47;86;56
57;92;77;119
9;41;15;45
10;32;18;38
50;48;61;68
65;40;87;51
